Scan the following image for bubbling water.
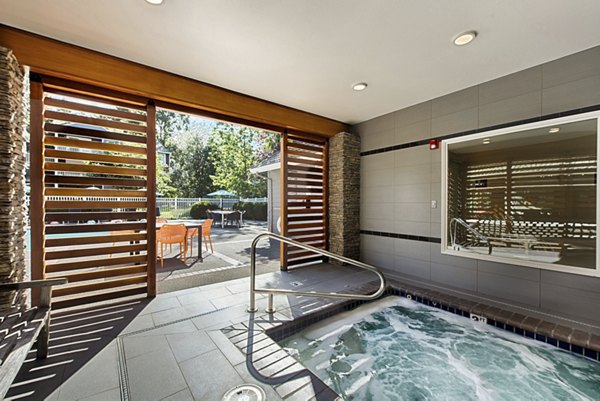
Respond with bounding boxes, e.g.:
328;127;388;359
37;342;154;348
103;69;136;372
280;297;600;401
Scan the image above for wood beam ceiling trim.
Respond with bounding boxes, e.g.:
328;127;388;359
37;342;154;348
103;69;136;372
0;24;347;137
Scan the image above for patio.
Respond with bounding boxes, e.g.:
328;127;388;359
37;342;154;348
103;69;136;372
6;264;374;401
156;220;280;293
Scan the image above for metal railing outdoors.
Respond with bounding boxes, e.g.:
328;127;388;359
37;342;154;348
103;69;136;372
248;232;387;314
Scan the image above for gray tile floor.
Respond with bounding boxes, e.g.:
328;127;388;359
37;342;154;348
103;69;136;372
8;264;375;401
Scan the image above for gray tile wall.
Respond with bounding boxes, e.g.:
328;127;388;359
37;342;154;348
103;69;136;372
354;45;600;326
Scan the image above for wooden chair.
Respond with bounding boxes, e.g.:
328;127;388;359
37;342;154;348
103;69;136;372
226;211;241;228
201;219;214;254
156;224;187;268
0;278;67;399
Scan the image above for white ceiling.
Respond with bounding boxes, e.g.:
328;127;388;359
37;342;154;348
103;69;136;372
2;0;600;125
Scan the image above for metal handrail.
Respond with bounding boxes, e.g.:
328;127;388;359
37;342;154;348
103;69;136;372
248;232;387;313
450;217;492;254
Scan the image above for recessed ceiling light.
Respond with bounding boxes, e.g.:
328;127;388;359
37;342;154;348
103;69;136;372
548;127;560;133
482;138;491;144
352;82;368;91
453;31;477;46
145;0;163;5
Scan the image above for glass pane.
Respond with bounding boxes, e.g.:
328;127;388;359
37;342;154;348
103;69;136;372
446;118;597;270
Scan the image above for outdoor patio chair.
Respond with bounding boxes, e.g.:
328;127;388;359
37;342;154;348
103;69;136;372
186;226;198;257
201;219;214;253
226;211;241;228
156;224;187;268
157;217;169;223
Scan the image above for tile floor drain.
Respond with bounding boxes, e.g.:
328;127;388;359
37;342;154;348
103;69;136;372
222;384;266;401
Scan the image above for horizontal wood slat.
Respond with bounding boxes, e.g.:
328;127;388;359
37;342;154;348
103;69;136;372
287;157;323;167
44;175;146;188
287;256;323;266
287;187;323;194
45;136;146;155
46;233;147;247
45;162;146;177
44;86;148;111
288;201;323;208
45;201;147;210
287;165;323;173
53;276;147;297
46;244;146;260
287;134;327;145
45;222;146;234
287;142;324;153
286;149;322;160
288;172;323;180
52;286;148;310
48;265;148;283
288;229;326;236
287;194;323;200
287;222;326;230
44;110;146;133
45;254;147;273
287;208;324;215
44;122;146;144
45;149;146;166
45;211;147;222
45;188;147;197
44;97;146;122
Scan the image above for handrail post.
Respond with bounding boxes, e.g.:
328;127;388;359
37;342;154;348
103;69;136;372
247;235;260;313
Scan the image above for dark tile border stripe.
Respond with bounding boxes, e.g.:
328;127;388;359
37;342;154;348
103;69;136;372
360;104;600;157
360;229;441;244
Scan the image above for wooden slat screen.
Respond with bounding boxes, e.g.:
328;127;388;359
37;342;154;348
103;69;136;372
280;132;328;269
30;76;156;309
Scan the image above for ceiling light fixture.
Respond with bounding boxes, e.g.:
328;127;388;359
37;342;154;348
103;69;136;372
453;31;477;46
482;138;491;144
145;0;164;5
352;82;368;91
549;127;560;133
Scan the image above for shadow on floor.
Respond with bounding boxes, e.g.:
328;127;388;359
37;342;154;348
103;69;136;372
6;298;148;400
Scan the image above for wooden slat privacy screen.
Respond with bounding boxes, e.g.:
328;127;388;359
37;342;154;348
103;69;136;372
30;76;156;309
280;132;328;269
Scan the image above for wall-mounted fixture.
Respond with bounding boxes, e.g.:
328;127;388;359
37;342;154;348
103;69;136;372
145;0;164;5
429;139;440;150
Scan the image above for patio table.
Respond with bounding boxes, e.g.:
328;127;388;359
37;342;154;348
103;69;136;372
157;220;204;262
210;210;243;228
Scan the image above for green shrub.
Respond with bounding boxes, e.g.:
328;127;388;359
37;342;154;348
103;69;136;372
233;202;267;221
190;201;217;219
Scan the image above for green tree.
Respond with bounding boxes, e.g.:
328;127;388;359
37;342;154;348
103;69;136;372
156;158;178;197
208;123;267;198
170;131;216;197
156;109;190;148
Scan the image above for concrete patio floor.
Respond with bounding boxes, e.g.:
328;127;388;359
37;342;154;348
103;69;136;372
7;263;376;401
157;221;280;294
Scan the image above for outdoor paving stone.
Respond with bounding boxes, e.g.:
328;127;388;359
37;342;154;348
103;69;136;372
589;334;600;351
245;342;282;364
166;330;217;362
121;313;155;335
179;349;244;401
570;329;591;348
151;301;216;326
131;320;197;337
123;334;169;360
139;296;182;316
191;304;248;330
553;325;574;342
251;349;292;372
177;287;232;305
210;292;254;310
160;388;195;401
55;343;119;401
78;387;121;401
128;346;188;401
206;329;246;366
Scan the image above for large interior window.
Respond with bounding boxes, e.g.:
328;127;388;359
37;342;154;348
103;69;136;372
442;114;600;276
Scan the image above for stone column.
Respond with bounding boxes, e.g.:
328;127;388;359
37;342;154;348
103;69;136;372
328;132;360;262
0;47;27;311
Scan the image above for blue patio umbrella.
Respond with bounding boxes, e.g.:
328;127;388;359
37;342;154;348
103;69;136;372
207;189;238;209
207;189;237;197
